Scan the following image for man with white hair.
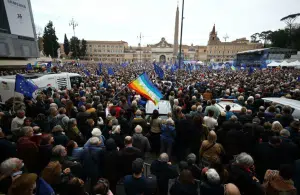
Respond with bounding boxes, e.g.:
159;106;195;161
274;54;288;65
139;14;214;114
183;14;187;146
132;125;151;156
0;158;24;194
228;152;263;195
150;153;178;195
200;168;225;194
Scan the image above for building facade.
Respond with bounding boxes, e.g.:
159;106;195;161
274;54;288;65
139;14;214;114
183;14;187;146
206;25;262;62
84;40;128;63
65;7;261;64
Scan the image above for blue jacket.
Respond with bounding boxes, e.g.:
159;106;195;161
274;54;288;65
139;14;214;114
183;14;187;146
80;146;103;178
160;124;176;143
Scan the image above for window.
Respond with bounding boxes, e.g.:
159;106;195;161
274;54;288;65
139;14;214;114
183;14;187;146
94;49;97;52
102;45;105;48
89;45;92;47
98;45;100;47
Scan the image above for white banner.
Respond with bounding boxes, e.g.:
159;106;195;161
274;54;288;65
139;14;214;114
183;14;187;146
3;0;35;38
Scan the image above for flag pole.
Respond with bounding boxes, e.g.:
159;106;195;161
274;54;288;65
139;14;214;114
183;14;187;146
110;85;127;101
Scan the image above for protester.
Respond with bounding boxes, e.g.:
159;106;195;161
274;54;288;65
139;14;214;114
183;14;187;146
132;125;151;157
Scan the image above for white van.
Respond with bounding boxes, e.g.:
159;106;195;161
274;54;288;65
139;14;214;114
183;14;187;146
145;100;172;119
262;97;300;120
0;72;82;103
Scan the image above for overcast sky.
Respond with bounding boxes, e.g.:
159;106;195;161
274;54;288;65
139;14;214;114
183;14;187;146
31;0;300;46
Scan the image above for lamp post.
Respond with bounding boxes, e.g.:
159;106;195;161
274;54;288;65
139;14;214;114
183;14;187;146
222;34;229;62
69;18;78;58
178;0;184;69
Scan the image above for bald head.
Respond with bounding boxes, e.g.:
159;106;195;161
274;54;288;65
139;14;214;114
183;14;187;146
225;183;241;195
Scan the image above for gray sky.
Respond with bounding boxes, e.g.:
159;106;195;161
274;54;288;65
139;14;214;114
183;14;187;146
31;0;300;46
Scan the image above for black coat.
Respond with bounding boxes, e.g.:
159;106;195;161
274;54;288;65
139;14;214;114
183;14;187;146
80;146;103;179
38;144;53;173
53;131;69;147
0;138;16;164
170;179;198;195
253;142;292;180
119;146;143;177
221;120;243;131
151;160;178;195
280;114;294;128
110;133;124;149
227;164;264;195
224;129;246;159
199;182;224;195
237;113;253;125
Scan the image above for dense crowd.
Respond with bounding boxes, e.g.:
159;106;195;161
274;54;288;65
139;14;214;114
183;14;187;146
0;62;300;195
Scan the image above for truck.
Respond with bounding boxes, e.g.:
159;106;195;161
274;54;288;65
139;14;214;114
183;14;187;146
0;72;82;103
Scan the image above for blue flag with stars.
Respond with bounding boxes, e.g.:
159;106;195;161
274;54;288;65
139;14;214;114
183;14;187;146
108;67;114;75
84;69;91;77
154;63;164;79
15;74;38;98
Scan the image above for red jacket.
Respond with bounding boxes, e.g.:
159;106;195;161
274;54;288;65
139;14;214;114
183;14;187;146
17;137;39;172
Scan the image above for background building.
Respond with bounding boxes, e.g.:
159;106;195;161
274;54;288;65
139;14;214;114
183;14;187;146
84;40;128;63
206;24;262;62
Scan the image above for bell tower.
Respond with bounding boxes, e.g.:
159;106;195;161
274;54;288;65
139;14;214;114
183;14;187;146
208;24;221;45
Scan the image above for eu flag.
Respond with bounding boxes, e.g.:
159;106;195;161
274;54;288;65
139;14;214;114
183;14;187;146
154;64;164;79
108;68;114;75
96;69;101;76
248;66;254;75
15;74;38;98
26;63;33;71
83;69;91;77
98;63;102;74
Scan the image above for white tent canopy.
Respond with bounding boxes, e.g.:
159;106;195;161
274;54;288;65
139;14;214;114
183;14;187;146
267;61;281;67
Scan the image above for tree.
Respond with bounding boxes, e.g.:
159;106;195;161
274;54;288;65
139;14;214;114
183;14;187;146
281;13;300;47
269;29;289;48
80;39;87;58
42;21;60;58
250;33;260;43
63;34;70;56
70;36;80;59
259;31;272;47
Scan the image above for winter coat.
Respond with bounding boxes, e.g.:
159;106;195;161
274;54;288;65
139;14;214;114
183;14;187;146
132;133;151;155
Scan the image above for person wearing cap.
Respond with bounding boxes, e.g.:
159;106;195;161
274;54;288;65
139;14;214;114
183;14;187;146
52;125;69;147
124;158;149;195
8;173;38;195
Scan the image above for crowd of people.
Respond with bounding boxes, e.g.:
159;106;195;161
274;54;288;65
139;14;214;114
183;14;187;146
0;62;300;195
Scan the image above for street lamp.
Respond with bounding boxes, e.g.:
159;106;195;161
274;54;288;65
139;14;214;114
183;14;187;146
69;18;78;58
222;34;229;62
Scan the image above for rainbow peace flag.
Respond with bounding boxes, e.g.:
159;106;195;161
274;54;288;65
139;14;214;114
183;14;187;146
128;73;163;105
